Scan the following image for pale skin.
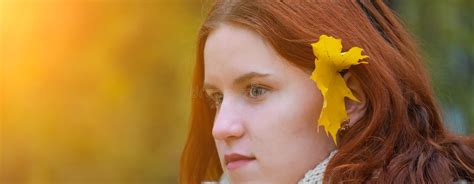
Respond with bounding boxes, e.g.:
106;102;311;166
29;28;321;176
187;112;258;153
203;23;366;183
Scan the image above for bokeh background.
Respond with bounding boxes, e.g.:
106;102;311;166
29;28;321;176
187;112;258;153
1;0;472;183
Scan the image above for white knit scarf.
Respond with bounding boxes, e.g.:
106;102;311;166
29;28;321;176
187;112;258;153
203;150;338;184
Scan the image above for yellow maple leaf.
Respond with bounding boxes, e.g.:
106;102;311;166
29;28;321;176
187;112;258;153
310;35;368;144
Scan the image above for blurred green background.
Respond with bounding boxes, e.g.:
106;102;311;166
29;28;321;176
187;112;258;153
0;0;472;183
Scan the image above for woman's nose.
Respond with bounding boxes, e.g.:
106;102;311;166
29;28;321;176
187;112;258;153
212;98;245;141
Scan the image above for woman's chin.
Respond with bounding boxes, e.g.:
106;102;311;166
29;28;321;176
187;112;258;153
226;160;258;182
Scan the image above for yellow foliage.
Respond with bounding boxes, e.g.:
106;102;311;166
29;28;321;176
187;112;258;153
310;35;368;144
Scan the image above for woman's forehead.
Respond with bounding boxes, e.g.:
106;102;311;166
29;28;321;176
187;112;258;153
203;24;287;84
204;24;274;67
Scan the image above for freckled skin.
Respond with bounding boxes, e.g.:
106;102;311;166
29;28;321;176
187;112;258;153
204;23;336;184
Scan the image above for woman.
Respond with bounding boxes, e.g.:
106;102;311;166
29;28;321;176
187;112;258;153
180;0;474;183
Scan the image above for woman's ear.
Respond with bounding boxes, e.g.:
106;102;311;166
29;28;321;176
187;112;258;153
343;72;367;126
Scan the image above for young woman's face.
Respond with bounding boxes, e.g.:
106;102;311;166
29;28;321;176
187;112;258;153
204;23;335;183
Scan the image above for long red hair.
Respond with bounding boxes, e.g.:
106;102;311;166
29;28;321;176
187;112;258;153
180;0;474;183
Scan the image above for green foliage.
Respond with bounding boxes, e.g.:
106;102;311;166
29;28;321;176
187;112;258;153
393;0;473;134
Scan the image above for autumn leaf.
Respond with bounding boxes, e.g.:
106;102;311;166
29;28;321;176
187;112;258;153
310;35;368;144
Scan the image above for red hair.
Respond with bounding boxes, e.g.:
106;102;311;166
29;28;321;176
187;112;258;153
180;0;474;183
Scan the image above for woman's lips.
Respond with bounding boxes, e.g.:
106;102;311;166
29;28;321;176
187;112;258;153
224;153;256;170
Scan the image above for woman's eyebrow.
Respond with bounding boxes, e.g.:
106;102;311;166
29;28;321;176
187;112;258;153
233;72;270;86
203;72;270;90
203;83;217;91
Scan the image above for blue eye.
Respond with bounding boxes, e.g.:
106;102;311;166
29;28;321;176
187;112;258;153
205;92;223;108
248;84;267;98
212;93;223;107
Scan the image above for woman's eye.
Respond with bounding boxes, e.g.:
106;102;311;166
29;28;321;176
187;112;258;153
248;84;267;98
211;93;223;107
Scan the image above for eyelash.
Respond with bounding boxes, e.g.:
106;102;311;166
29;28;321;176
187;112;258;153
246;83;268;99
207;84;269;108
208;92;223;108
